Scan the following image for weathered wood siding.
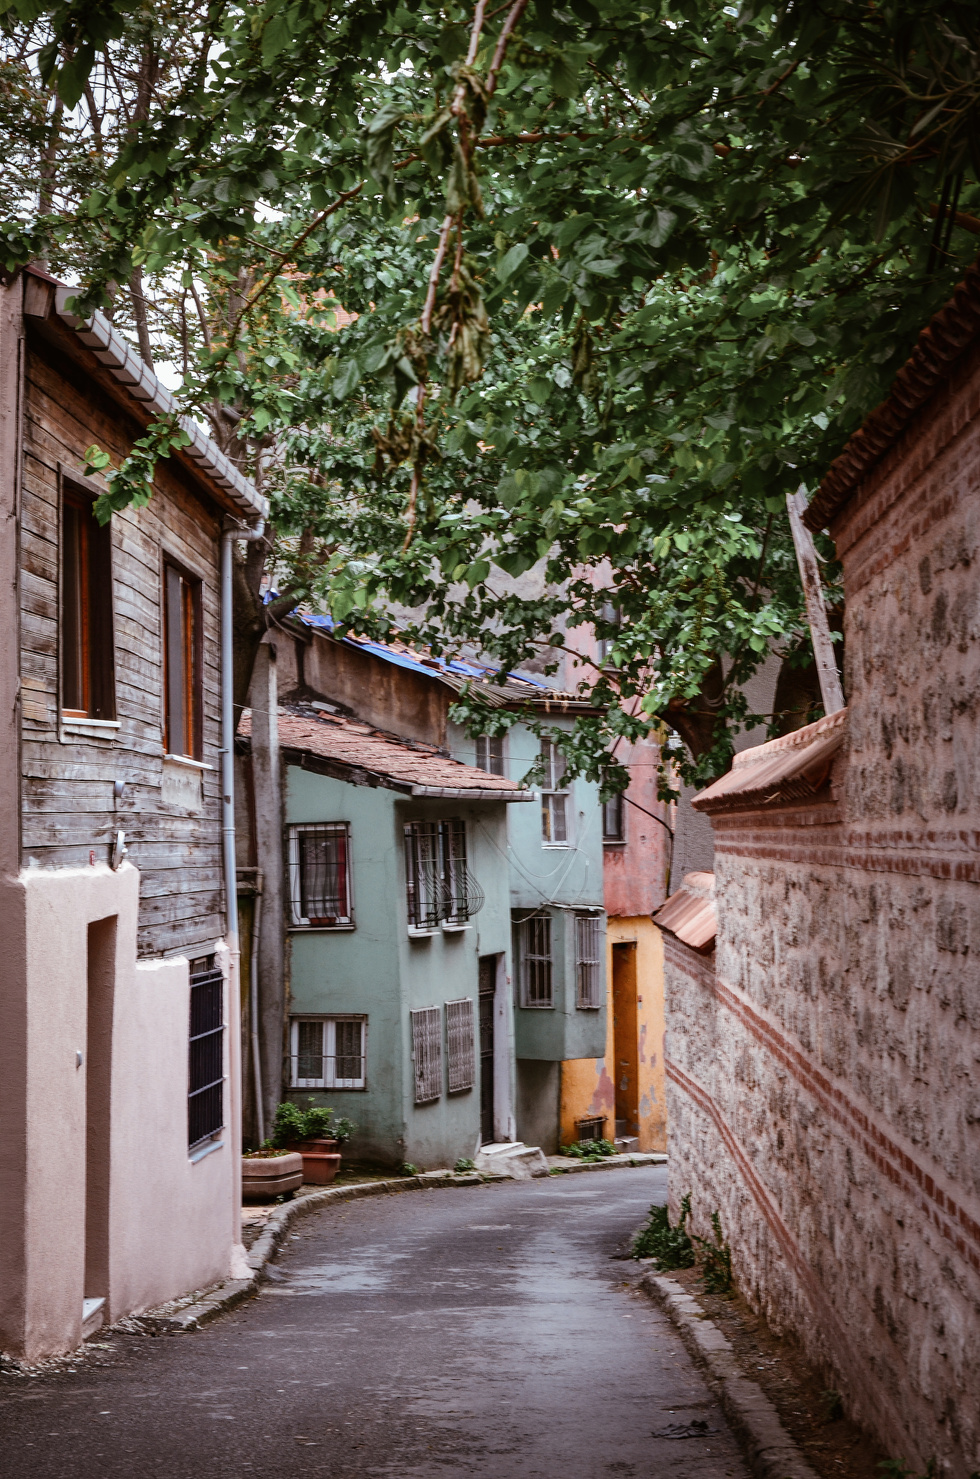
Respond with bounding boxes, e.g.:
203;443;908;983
21;330;225;957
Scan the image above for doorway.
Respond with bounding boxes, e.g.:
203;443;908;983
478;955;496;1144
85;916;116;1331
612;941;638;1140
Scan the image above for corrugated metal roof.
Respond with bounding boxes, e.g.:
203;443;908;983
806;257;980;532
653;872;716;951
691;708;846;814
239;705;533;800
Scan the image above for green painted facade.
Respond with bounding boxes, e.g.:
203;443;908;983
284;763;516;1169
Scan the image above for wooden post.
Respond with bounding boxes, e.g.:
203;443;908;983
786;486;845;715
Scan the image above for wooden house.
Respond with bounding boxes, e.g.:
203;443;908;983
0;264;267;1362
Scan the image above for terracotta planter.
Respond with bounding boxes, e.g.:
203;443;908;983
242;1151;303;1202
283;1139;342;1185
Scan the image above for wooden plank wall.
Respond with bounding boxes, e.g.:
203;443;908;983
20;331;226;958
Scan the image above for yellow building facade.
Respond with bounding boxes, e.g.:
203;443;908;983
559;917;666;1152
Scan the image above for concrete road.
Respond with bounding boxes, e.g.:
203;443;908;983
0;1166;749;1478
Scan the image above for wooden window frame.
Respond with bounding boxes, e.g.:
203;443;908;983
59;477;116;721
475;733;505;776
518;913;554;1008
162;555;204;761
539;740;570;847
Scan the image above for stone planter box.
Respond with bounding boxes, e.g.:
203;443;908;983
242;1151;303;1202
283;1138;342;1185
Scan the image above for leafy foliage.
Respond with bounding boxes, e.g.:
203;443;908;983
692;1210;733;1294
270;1098;356;1146
632;1193;696;1267
561;1137;618;1161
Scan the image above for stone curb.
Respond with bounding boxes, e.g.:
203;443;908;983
138;1156;668;1335
639;1272;822;1479
548;1152;667;1175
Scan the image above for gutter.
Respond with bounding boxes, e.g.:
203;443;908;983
409;784;534;802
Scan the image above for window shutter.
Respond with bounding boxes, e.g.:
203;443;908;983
411;1006;443;1102
446;998;475;1092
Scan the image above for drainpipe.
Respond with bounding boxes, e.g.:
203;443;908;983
221;518;265;1258
250;870;265;1145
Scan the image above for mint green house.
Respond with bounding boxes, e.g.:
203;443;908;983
273;707;529;1170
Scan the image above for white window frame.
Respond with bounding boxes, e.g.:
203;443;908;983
539;739;570;847
411;1006;443;1103
475;733;505;776
288;823;353;928
519;914;554;1008
445;998;475;1093
289;1016;367;1090
575;914;603;1009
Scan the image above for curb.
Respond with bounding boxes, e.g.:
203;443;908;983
548;1152;667;1175
639;1272;822;1479
139;1156;668;1335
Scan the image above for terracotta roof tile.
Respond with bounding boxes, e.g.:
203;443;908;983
690;708;846;814
239;707;531;800
806;258;980;531
653;872;716;951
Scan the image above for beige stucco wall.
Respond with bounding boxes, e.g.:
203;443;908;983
560;917;666;1152
0;862;235;1362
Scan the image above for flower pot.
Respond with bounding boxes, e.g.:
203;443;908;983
280;1137;341;1185
242;1151;303;1202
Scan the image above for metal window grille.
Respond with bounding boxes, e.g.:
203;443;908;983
289;824;351;927
404;819;484;930
520;915;554;1007
446;998;475;1093
540;741;569;844
602;794;625;841
188;962;224;1148
475;733;504;776
290;1017;366;1089
575;914;603;1008
411;1006;443;1103
576;1115;606;1143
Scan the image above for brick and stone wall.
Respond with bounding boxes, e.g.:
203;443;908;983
666;338;980;1475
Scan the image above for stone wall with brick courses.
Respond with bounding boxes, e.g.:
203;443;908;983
667;343;980;1477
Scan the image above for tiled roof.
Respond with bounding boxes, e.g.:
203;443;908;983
690;708;846;814
653;872;716;952
239;706;532;800
806;257;980;532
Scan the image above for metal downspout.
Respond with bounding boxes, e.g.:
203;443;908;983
221;519;265;1261
250;870;265;1146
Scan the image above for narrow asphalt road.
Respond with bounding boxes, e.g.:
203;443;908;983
0;1167;749;1478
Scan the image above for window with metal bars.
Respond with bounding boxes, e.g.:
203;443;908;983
288;824;352;927
445;998;475;1093
188;960;224;1149
539;740;569;845
411;1006;443;1102
575;913;603;1009
404;818;484;931
475;733;504;776
519;914;554;1008
289;1016;366;1089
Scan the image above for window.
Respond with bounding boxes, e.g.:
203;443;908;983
289;824;352;927
289;1017;366;1089
404;818;484;931
188;959;224;1148
61;483;115;719
575;913;603;1008
163;561;202;759
602;794;625;842
475;733;504;776
519;914;553;1008
596;600;620;665
411;1006;442;1102
540;740;569;845
446;998;475;1093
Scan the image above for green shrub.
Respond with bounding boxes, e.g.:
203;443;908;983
632;1194;696;1267
561;1138;618;1162
401;1162;419;1176
693;1211;733;1294
454;1157;476;1173
270;1098;357;1147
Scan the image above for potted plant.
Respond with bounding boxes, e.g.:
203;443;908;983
271;1100;356;1185
241;1148;303;1202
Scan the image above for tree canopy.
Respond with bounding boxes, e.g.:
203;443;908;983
3;0;979;790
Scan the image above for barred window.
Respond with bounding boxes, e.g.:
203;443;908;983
540;740;569;845
290;1017;366;1089
519;914;554;1008
188;959;224;1149
289;824;352;927
575;914;603;1009
446;998;475;1093
404;818;484;931
602;793;625;841
411;1006;443;1103
475;733;504;776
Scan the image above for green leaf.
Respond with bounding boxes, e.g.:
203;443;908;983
496;243;529;283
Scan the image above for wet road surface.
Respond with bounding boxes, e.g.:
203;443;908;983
0;1166;749;1477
